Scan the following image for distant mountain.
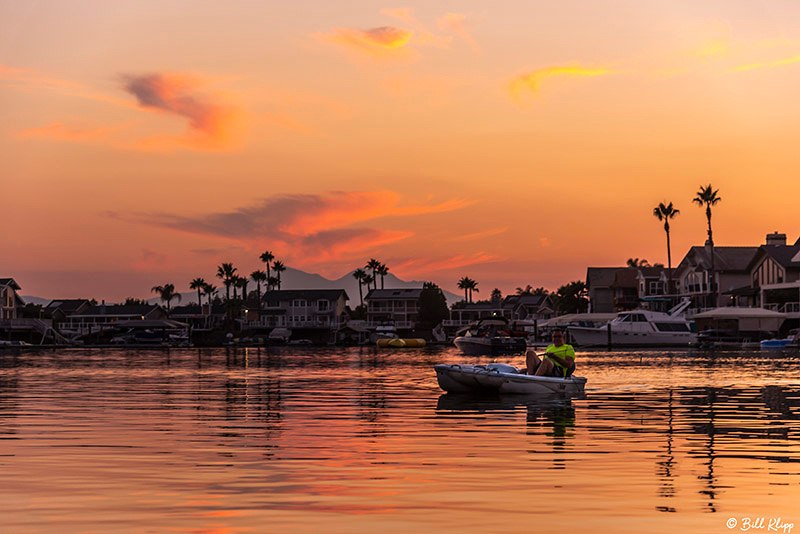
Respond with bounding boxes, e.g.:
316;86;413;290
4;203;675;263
146;267;462;306
20;295;51;306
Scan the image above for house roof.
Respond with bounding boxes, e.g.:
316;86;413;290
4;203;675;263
45;299;90;313
365;288;422;300
262;289;349;301
586;268;624;288
680;246;759;272
73;304;163;317
613;269;639;288
514;294;548;307
0;278;21;290
761;242;800;269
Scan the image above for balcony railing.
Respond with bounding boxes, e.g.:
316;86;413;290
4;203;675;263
764;302;800;314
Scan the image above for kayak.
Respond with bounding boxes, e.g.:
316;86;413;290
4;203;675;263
434;363;587;396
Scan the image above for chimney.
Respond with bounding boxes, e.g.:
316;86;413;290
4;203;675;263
766;231;786;246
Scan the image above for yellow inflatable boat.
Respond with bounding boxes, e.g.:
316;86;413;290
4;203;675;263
376;338;427;348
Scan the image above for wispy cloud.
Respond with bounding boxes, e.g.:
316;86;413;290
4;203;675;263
453;227;508;241
436;13;479;52
116;190;472;265
16;121;117;142
508;65;613;102
733;54;800;72
380;7;419;25
121;73;245;151
392;252;499;275
313;26;416;60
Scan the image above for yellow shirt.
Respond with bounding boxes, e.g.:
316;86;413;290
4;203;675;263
545;344;576;377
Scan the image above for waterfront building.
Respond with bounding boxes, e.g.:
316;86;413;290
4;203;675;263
44;299;92;325
169;303;226;329
0;278;24;320
747;232;800;318
260;289;349;328
64;303;167;333
505;293;554;321
673;244;759;310
446;301;513;327
586;267;640;313
365;288;421;329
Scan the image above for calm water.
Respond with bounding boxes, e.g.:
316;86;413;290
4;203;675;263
1;347;799;533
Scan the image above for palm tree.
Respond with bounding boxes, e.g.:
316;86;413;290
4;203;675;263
491;288;502;303
267;276;279;292
467;278;479;303
260;250;274;290
251;270;266;305
457;277;470;302
516;285;533;295
202;282;217;311
376;263;389;289
272;261;286;290
693;184;722;306
151;283;181;312
238;276;249;303
189;278;206;307
366;258;381;290
626;258;650;268
653;202;680;295
352;268;367;307
216;263;237;301
230;275;241;300
362;273;375;294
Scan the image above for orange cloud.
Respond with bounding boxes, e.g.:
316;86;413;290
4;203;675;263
16;121;116;142
508;65;613;102
120;191;471;266
121;73;245;151
453;227;509;241
436;13;479;52
314;26;415;60
0;64;80;91
392;252;499;276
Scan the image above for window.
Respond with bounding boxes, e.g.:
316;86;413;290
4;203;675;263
655;322;690;332
317;299;330;312
293;299;307;307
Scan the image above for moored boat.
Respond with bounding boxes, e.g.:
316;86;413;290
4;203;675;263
434;363;587;396
453;317;527;355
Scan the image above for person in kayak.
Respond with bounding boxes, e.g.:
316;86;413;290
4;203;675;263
523;329;576;377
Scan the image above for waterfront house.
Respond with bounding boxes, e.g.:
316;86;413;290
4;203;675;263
673;243;759;310
586;267;635;313
260;289;349;328
365;288;421;329
64;303;167;333
505;294;554;321
747;232;800;317
0;278;24;320
170;303;226;329
447;301;513;327
44;299;91;325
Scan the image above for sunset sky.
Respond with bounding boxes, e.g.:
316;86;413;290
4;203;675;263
3;1;800;300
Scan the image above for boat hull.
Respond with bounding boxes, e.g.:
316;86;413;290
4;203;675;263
434;364;587;396
568;326;697;347
453;336;527;355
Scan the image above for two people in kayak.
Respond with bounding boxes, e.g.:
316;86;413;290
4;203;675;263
523;328;576;378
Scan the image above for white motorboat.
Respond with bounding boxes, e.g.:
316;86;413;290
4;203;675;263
434;363;587;396
453;317;527;355
567;299;696;347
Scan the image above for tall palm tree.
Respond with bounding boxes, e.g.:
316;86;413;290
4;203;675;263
366;258;381;290
352;268;367;307
467;278;479;303
362;273;375;294
272;261;286;290
216;263;237;301
151;283;181;312
260;250;274;290
457;277;470;302
202;282;217;311
653;202;680;295
189;277;206;307
376;263;389;289
238;276;249;303
251;270;266;305
693;184;722;306
230;275;241;300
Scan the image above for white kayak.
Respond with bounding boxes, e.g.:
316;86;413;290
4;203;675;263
434;363;587;396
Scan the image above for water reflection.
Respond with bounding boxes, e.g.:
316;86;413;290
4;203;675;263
0;347;798;533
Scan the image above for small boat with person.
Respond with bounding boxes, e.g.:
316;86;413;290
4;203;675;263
434;363;587;396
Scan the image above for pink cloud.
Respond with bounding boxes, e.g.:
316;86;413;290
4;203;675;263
314;26;415;60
